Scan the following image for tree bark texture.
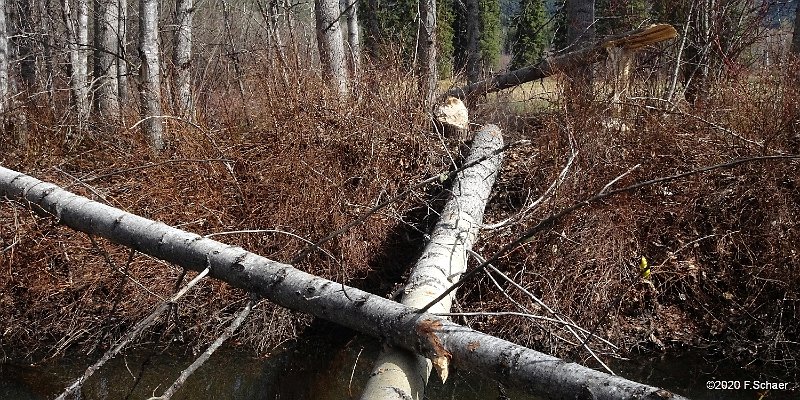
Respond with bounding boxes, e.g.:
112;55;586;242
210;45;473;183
419;0;437;107
446;24;677;101
62;0;90;123
345;0;360;77
173;0;193;118
95;0;120;117
314;0;348;98
117;0;128;103
138;0;164;150
16;0;36;88
0;165;689;400
565;0;595;95
360;125;502;400
793;1;800;55
0;0;7;112
465;0;480;84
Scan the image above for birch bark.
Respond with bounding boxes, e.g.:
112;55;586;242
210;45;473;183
173;0;192;118
0;165;689;400
95;0;120;117
138;0;164;150
419;0;437;107
359;125;502;399
0;0;7;112
62;0;90;124
314;0;348;98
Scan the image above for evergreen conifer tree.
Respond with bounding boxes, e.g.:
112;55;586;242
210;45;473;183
510;0;550;70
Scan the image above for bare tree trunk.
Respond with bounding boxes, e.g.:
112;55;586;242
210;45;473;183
419;0;437;107
95;0;120;118
117;0;128;103
16;0;36;88
0;165;690;400
39;0;56;107
346;0;360;77
793;1;800;55
314;0;348;98
0;0;7;113
173;0;192;118
138;0;164;150
62;0;90;124
565;0;595;96
465;0;480;84
360;125;502;400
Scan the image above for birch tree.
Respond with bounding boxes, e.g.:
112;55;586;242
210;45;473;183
0;0;7;113
794;2;800;55
345;0;360;77
419;0;437;107
95;0;120;117
16;0;35;88
173;0;192;117
465;0;480;84
117;0;128;102
139;0;164;150
314;0;348;98
62;0;90;124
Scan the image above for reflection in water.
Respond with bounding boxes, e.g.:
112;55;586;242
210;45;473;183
0;337;795;399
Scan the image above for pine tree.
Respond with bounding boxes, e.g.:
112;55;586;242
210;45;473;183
596;0;650;36
479;0;502;73
437;0;455;78
510;0;550;70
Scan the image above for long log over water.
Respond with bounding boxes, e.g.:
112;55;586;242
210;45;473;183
0;153;689;400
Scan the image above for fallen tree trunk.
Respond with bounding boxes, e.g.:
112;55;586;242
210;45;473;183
446;24;677;100
360;125;502;399
0;165;689;400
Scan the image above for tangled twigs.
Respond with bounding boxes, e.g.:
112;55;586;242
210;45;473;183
419;154;800;313
290;139;532;264
148;296;255;400
54;266;211;400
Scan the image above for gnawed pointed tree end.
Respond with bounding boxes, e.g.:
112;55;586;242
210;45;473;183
416;319;452;382
603;23;678;51
434;96;469;142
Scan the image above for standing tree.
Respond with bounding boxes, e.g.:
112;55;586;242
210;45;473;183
479;0;501;74
0;0;7;113
509;0;549;70
14;0;36;88
565;0;595;95
62;0;90;124
173;0;193;118
139;0;164;150
117;0;128;103
419;0;437;106
314;0;348;98
465;0;480;83
791;0;800;55
437;0;454;78
345;0;360;77
95;0;120;118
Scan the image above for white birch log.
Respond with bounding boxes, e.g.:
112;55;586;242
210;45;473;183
360;125;502;400
0;165;689;400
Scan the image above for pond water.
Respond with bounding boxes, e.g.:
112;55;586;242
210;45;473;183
0;335;796;399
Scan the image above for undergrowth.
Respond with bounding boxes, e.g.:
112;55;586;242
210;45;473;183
0;55;798;384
